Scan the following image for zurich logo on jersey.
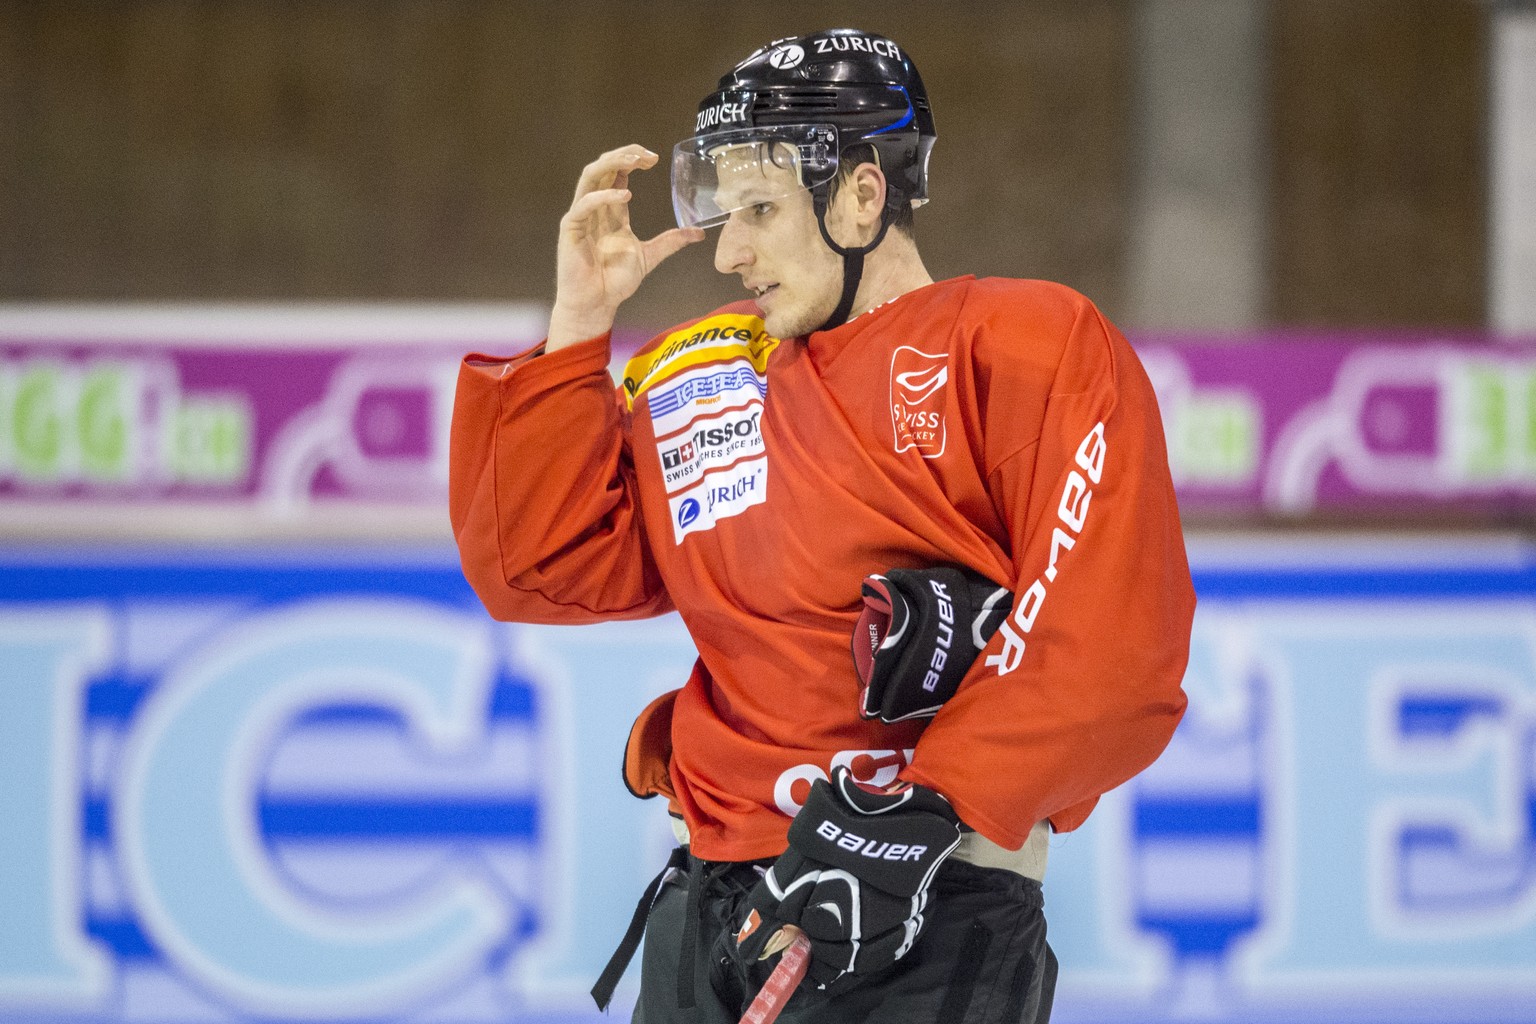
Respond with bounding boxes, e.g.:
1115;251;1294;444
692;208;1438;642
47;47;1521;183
678;499;701;528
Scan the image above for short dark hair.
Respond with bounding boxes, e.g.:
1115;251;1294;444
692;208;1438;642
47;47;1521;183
828;143;916;237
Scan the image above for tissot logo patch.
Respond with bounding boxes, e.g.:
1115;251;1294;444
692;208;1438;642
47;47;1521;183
890;346;948;458
657;403;765;493
662;441;697;470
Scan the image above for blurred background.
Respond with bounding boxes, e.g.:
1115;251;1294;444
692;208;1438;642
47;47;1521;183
1;2;1533;1023
0;0;1525;334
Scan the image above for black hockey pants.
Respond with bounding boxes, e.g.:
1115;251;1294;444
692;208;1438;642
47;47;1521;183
626;849;1057;1023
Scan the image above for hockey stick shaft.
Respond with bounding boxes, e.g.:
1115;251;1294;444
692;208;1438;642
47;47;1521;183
738;929;812;1024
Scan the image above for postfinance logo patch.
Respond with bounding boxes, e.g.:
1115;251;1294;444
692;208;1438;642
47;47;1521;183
623;314;778;409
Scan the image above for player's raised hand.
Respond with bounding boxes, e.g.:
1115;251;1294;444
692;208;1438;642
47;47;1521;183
547;144;705;352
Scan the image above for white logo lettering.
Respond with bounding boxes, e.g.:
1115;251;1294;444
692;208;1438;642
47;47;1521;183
922;580;954;692
987;421;1108;676
772;748;915;815
768;44;805;70
812;820;930;861
695;101;749;134
895;364;948;404
812;36;901;61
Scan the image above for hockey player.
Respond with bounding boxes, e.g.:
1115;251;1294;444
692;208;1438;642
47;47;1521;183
450;27;1195;1024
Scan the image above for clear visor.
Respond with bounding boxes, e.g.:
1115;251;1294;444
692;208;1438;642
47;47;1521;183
671;124;839;229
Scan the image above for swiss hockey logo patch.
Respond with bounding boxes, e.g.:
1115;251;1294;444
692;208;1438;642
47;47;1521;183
890;346;948;458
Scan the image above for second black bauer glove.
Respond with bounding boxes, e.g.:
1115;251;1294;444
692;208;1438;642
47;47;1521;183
852;565;1013;722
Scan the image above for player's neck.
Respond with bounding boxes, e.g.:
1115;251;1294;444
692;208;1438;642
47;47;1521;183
850;234;934;319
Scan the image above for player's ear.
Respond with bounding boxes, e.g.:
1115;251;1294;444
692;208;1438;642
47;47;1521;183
851;162;887;227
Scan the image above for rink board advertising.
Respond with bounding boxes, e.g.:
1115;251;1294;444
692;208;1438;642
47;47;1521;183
0;306;543;536
1;309;1533;530
1;538;1533;1024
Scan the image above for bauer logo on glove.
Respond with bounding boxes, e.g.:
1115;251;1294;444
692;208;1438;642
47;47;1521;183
852;565;1013;722
729;767;962;992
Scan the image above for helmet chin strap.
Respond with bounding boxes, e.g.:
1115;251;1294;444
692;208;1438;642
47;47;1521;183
811;190;896;334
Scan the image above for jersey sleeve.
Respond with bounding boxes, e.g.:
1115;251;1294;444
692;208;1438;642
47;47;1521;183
902;292;1194;848
448;334;673;624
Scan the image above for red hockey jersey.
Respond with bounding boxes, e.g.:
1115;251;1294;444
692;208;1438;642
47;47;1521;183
449;276;1194;862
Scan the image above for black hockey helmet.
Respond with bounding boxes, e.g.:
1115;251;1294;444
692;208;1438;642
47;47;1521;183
672;28;936;228
672;29;936;332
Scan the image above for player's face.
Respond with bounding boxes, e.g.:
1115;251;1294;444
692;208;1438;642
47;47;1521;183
711;144;844;339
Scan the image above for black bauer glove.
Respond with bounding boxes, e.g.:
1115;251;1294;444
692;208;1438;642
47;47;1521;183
852;565;1013;722
731;767;962;991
